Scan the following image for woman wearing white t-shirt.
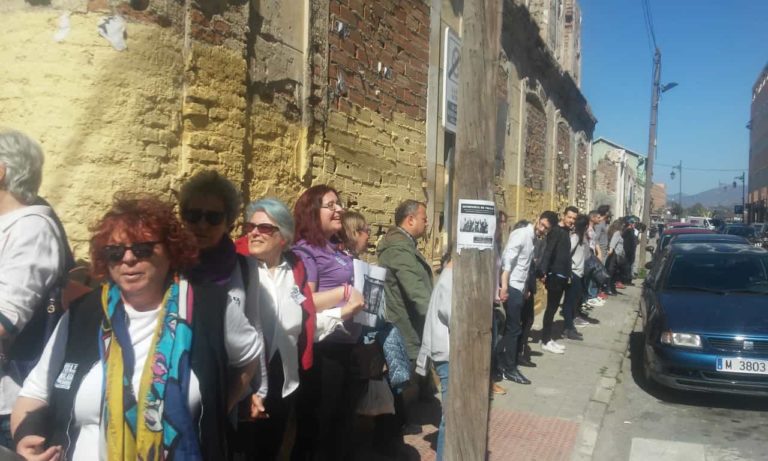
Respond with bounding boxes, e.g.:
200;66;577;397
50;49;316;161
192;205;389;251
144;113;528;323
11;196;261;461
233;198;316;460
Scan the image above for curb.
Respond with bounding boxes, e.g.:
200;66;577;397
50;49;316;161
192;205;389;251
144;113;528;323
572;293;640;461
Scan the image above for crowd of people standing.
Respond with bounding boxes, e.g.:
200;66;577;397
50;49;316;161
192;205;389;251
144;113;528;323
0;129;643;461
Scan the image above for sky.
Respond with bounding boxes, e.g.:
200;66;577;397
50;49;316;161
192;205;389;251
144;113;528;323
580;0;768;196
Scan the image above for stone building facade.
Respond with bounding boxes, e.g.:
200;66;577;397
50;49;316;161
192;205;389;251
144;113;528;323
0;0;594;261
591;138;646;218
748;63;768;223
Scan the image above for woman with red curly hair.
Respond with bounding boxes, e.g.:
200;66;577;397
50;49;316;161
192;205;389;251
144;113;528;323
11;195;261;461
291;185;366;461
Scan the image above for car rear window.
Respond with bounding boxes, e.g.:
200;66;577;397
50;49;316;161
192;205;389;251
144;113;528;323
726;227;755;237
665;253;768;293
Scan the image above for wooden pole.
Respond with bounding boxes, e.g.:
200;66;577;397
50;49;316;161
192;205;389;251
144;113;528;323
639;48;660;268
446;0;502;459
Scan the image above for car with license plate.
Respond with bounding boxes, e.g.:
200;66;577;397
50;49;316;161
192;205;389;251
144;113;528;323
640;242;768;395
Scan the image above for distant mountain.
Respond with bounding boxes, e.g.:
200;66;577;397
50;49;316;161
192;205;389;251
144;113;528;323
668;186;743;209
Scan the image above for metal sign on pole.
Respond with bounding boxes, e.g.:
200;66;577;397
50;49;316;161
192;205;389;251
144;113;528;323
446;1;502;459
442;27;461;133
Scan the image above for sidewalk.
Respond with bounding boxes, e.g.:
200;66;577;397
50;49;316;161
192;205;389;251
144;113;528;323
384;285;641;460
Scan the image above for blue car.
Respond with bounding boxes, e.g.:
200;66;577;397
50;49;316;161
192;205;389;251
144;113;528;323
641;242;768;395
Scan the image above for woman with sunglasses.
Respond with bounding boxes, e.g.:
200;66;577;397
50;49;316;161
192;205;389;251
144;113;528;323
11;195;261;461
290;185;366;461
339;210;371;258
228;198;317;460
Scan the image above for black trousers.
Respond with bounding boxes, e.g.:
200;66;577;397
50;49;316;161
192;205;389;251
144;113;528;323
541;276;568;343
518;292;535;357
291;342;367;461
232;354;294;461
496;287;524;371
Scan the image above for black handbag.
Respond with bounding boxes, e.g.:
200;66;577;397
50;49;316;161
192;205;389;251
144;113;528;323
586;253;610;285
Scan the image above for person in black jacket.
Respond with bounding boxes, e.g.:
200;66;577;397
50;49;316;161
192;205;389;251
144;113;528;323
537;206;578;354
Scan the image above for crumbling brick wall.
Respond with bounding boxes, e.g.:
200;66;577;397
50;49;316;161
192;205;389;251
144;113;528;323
319;0;430;231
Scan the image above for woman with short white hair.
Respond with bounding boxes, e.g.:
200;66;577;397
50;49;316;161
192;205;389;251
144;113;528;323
231;197;317;460
0;130;66;450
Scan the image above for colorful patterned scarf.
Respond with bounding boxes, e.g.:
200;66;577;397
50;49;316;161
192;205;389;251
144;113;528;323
100;277;201;461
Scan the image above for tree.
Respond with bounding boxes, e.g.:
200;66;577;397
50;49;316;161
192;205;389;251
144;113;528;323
686;202;708;217
668;201;683;217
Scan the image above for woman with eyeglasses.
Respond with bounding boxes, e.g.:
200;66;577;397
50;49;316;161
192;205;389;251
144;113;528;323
339;210;371;258
290;185;366;461
11;195;261;461
227;198;317;460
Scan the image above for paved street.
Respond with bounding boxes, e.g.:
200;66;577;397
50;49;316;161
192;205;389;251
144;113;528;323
356;277;768;461
355;285;640;460
593;316;768;461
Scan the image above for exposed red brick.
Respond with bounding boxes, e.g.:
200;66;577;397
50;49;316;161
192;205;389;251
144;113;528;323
87;0;109;12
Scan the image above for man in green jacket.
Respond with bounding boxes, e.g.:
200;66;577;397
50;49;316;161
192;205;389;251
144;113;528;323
377;199;434;361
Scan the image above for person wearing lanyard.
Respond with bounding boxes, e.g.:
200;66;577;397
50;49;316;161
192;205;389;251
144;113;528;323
290;185;365;461
234;197;316;460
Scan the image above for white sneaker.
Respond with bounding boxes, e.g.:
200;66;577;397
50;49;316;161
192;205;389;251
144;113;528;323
550;339;566;351
587;298;604;307
541;340;565;354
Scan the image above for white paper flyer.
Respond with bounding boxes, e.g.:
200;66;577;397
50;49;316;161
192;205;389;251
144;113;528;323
457;199;496;252
352;259;388;326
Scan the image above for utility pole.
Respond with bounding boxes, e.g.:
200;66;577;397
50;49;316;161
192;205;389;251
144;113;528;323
678;161;683;211
447;0;502;459
671;161;682;216
735;172;746;222
639;48;661;268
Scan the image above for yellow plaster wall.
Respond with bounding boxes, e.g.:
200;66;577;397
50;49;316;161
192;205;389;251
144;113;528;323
248;101;304;203
0;10;185;257
318;108;427;232
181;43;247;183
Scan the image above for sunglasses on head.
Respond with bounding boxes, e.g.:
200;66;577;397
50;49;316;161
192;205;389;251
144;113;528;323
104;241;159;263
244;222;281;236
182;208;226;226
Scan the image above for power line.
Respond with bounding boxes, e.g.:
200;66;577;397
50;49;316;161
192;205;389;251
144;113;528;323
655;162;745;172
640;0;658;52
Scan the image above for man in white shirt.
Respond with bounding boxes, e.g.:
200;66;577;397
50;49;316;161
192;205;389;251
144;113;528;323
497;212;553;384
0;130;65;447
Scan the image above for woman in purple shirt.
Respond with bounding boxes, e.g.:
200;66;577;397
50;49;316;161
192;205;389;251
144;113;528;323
290;185;365;460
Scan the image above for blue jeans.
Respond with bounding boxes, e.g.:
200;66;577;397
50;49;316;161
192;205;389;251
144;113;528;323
0;414;11;449
563;273;584;330
435;361;449;461
586;275;598;299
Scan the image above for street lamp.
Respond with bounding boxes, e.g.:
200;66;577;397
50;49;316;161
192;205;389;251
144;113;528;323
734;172;746;222
669;161;682;217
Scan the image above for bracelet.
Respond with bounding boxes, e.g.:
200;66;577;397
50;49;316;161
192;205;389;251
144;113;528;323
343;283;351;302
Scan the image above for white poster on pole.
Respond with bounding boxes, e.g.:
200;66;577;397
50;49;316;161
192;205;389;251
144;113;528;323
352;259;387;326
442;27;460;133
457;199;496;252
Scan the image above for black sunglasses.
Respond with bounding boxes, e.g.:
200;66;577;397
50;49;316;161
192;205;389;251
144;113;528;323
104;241;159;263
182;208;226;226
244;222;281;236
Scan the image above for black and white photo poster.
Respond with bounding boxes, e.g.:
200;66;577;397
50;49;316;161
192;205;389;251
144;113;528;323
457;199;496;252
353;259;387;326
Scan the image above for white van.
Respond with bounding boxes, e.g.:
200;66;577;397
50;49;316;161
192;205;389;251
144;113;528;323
686;216;714;230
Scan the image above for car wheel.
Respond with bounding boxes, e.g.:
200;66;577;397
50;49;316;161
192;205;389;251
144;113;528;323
642;335;655;385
